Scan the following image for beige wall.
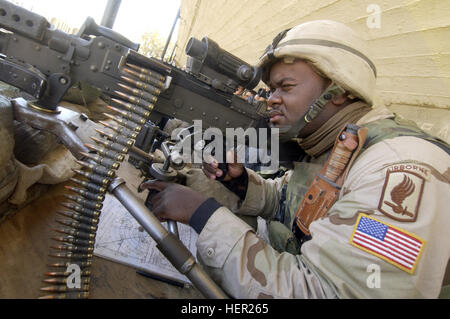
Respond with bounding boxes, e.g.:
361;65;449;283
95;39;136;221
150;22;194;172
175;0;450;143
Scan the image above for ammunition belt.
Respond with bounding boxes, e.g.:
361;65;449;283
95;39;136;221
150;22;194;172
39;63;165;299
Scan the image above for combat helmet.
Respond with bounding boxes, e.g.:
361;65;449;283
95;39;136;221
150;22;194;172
258;20;377;140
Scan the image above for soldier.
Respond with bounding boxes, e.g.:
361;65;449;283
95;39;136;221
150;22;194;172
142;20;450;298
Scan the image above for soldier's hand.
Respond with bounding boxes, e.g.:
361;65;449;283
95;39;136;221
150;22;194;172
203;151;244;182
140;180;208;224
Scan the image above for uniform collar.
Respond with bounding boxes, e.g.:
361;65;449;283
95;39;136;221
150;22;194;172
297;101;372;158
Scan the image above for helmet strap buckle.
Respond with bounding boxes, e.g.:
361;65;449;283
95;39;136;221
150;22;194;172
279;82;345;142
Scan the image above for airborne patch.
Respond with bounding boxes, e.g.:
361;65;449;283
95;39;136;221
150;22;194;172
378;169;425;222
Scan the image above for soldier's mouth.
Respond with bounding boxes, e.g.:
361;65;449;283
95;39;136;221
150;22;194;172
269;110;284;123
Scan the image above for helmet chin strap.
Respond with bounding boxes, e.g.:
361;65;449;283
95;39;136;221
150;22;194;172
276;82;346;142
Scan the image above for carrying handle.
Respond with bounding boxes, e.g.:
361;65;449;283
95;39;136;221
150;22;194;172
78;17;140;51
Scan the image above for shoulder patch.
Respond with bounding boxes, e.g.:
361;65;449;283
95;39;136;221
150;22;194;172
378;167;425;222
350;213;425;275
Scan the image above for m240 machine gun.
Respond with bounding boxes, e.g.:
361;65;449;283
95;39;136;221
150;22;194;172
0;0;270;299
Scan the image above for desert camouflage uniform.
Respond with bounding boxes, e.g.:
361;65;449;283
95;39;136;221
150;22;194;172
191;105;450;299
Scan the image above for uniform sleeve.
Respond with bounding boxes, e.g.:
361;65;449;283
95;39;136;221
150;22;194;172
184;167;290;218
196;207;336;298
232;168;292;220
301;136;450;298
194;136;450;299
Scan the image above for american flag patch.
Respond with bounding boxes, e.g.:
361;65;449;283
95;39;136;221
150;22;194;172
350;214;425;274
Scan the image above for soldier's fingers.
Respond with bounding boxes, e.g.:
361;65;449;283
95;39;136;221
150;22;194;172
140;180;170;192
203;166;217;180
152;203;167;222
203;162;218;174
226;151;237;164
151;192;163;207
203;161;221;180
215;168;223;177
203;154;218;166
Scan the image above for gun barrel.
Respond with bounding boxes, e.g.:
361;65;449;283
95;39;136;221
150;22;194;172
0;0;49;41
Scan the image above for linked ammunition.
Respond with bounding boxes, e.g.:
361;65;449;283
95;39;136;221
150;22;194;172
60;202;101;218
111;98;152;117
64;194;103;210
90;136;130;154
52;236;95;247
126;63;166;82
43;277;91;285
57;211;99;226
40;284;90;292
120;75;161;96
94;129;134;148
47;261;92;268
114;90;156;110
41;61;168;300
123;68;164;89
79;152;121;170
129;146;155;164
106;105;146;125
69;178;107;194
55;219;98;233
39;292;89;299
74;160;115;178
103;113;142;132
51;245;94;254
53;228;96;240
123;67;164;88
48;252;93;260
98;121;139;140
85;143;126;162
72;169;110;187
65;185;106;202
117;82;158;103
45;270;91;277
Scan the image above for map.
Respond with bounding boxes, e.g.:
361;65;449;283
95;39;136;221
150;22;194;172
94;192;199;286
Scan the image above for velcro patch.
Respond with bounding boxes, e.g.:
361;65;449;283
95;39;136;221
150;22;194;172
350;214;425;275
378;168;425;222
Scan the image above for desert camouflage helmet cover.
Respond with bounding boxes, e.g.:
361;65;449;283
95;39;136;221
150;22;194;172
258;20;377;105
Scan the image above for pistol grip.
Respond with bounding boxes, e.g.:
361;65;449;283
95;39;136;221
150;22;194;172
144;189;159;210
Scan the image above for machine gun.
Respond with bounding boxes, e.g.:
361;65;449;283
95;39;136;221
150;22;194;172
0;0;273;299
0;0;274;181
0;1;267;125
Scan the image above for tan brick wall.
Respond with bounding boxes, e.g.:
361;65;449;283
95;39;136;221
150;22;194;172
175;0;450;143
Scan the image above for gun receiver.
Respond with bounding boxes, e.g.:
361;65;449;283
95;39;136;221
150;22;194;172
0;0;268;131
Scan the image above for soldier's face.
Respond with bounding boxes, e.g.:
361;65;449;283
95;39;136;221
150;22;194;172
267;60;328;136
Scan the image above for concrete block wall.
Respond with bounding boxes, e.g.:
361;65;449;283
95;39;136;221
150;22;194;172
174;0;450;143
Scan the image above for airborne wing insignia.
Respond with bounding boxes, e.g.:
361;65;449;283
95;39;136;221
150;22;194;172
379;170;425;222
